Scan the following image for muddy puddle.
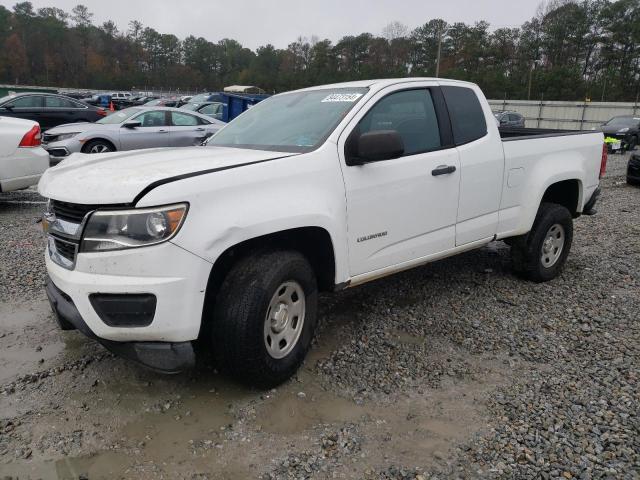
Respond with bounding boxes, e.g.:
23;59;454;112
0;297;511;479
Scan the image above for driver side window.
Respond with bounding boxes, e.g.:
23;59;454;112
356;89;441;156
133;111;168;127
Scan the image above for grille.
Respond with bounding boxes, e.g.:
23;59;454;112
42;133;58;143
54;238;77;262
51;200;101;223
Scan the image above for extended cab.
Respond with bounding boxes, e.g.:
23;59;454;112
38;79;605;387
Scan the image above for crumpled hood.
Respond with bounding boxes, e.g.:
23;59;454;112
38;146;295;204
44;122;101;135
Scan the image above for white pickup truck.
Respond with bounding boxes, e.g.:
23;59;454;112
39;78;605;387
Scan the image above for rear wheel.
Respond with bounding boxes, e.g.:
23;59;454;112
212;250;318;388
82;139;114;154
510;203;573;282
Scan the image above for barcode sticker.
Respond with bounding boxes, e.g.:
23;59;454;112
321;93;363;103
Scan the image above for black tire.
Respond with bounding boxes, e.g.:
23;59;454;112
212;250;318;388
510;203;573;283
627;136;638;151
627;176;640;186
82;139;114;154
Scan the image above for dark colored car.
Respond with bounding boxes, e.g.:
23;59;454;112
189;92;225;104
0;93;107;130
180;101;224;121
144;98;181;107
600;115;640;152
627;153;640;186
494;110;526;128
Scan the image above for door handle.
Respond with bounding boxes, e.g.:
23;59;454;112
158;129;168;133
195;127;205;131
431;165;457;176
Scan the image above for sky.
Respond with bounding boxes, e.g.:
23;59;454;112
0;0;545;50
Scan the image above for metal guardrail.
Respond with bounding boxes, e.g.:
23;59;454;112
489;99;640;129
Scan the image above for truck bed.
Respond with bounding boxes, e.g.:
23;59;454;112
499;127;598;142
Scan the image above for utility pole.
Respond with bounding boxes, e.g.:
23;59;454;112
435;26;443;78
527;62;535;100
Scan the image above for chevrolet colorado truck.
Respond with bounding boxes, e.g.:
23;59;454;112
39;78;606;387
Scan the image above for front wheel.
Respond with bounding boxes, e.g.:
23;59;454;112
212;250;318;388
82;139;114;154
510;203;574;283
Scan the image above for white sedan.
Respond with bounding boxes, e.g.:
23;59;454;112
0;117;49;192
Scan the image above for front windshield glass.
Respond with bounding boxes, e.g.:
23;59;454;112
96;108;141;124
190;94;212;103
605;116;639;127
181;103;200;111
207;88;368;152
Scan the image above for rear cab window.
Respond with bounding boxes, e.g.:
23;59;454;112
441;86;487;145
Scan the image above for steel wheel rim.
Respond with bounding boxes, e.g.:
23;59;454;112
264;281;306;359
541;223;565;268
89;144;110;153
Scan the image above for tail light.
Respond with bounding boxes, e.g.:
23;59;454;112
600;143;608;179
18;125;42;148
96;108;107;117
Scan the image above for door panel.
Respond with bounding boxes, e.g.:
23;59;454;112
119;110;171;150
1;95;43;125
440;86;505;246
169;111;210;146
338;86;461;276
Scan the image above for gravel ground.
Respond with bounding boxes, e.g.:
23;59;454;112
0;153;638;479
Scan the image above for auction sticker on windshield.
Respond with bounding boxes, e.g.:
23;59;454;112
321;93;363;102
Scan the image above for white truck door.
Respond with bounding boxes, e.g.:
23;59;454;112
440;85;505;246
339;86;461;276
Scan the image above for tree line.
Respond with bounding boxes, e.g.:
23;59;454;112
0;0;639;101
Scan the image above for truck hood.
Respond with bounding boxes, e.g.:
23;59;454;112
38;146;296;204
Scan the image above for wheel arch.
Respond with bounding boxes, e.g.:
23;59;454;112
539;178;583;218
81;137;117;153
199;226;337;341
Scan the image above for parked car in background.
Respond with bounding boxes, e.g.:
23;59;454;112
494;110;526;128
627;153;640;185
188;92;224;104
0;117;48;192
180;101;224;121
0;93;107;130
42;106;224;163
180;95;193;103
600;115;640;152
144;98;181;107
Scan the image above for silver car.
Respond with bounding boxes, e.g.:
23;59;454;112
42;106;225;164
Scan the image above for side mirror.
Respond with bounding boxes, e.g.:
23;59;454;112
347;130;404;166
3;105;14;111
123;121;141;129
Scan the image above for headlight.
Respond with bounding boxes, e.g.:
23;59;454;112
81;203;188;252
618;127;630;133
55;132;80;141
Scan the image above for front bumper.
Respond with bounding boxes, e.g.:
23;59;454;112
45;277;195;373
45;240;212;343
627;156;640;183
42;140;81;165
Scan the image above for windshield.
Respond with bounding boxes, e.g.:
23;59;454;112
180;103;200;111
96;108;141;124
605;116;639;127
190;93;213;103
207;88;368;152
